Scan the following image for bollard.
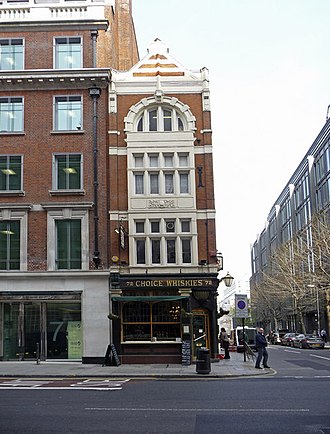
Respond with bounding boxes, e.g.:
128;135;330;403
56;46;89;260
36;343;40;365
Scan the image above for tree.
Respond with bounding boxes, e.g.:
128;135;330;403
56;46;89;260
252;211;330;334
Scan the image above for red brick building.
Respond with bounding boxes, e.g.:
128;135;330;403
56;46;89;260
0;0;222;364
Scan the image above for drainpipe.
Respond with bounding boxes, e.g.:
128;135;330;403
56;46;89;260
90;29;98;68
89;86;101;268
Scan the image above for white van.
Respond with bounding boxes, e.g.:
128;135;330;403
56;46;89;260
230;327;257;352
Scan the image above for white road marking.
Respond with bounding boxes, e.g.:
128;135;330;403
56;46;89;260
310;354;330;361
85;407;309;413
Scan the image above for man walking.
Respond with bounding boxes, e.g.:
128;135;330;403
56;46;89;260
255;327;270;369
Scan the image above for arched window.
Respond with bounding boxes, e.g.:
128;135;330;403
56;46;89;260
135;107;185;132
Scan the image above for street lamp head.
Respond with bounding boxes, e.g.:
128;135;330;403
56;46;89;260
222;272;234;287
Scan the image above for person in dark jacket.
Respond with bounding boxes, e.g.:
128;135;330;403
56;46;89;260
219;327;230;359
255;327;270;369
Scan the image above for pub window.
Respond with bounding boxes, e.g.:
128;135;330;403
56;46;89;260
122;301;181;342
136;239;146;264
135;107;186;132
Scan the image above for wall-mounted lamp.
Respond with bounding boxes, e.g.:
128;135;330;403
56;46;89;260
219;271;234;287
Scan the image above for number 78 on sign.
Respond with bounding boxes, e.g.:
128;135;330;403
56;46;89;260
235;294;249;318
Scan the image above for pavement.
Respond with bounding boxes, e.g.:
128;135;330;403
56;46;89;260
0;351;274;379
1;343;328;379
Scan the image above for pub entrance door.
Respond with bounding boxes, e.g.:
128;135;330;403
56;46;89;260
192;309;210;359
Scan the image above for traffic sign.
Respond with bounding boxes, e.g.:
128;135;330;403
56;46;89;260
235;294;249;318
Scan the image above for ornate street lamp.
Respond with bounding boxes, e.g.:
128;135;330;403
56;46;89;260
220;272;234;287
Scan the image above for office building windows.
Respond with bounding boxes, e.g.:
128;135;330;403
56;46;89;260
0;155;22;191
0;220;20;270
54;37;82;69
56;220;82;270
0;97;23;132
0;39;24;70
54;96;82;131
53;154;82;190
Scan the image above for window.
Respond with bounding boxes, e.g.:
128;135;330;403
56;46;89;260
179;173;189;193
134;154;144;168
131;152;192;197
54;154;82;190
132;218;193;266
164;173;174;194
0;39;24;70
134;173;144;194
166;239;176;263
54;96;82;131
149;109;157;131
150;221;159;233
179;154;188;167
0;220;20;270
122;300;181;342
136;239;145;264
181;220;190;232
56;220;81;270
54;37;82;69
149;173;159;194
149;154;158;167
151;239;161;264
136;107;185;132
163;109;172;131
181;239;191;263
164;154;173;167
136;221;145;233
0;155;22;191
0;97;23;132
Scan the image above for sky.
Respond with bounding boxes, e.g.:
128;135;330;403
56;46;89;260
132;0;330;281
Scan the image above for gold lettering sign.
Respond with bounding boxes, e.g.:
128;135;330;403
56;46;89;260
123;279;214;288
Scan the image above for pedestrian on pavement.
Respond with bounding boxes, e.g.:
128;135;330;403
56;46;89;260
255;327;270;369
219;327;230;359
320;328;327;343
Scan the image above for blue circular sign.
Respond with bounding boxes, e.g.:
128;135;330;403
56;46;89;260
237;300;246;309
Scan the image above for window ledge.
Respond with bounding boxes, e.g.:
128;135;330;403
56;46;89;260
49;189;85;196
0;190;25;196
51;130;84;135
0;132;25;136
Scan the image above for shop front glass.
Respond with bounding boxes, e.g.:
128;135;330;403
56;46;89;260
1;302;81;360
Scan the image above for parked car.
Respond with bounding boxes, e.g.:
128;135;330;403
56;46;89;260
270;332;281;345
281;333;298;346
292;334;325;349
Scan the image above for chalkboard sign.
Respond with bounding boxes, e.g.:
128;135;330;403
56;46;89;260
102;344;121;366
181;340;191;366
110;344;121;366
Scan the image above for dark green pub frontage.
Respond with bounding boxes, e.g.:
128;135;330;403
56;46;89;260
110;273;220;364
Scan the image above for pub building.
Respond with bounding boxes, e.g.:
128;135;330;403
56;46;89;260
106;37;233;364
